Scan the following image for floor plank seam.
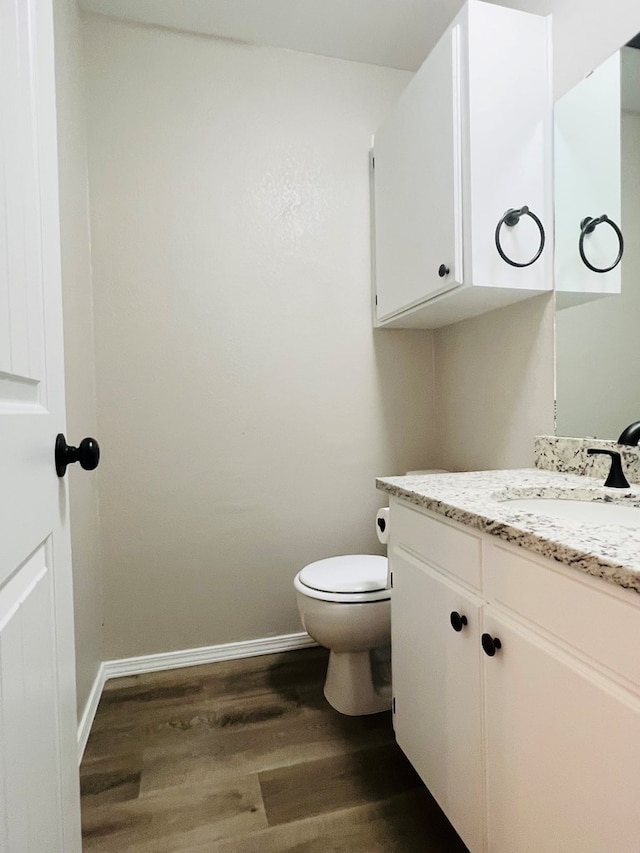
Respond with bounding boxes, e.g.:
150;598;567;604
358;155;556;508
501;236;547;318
80;647;468;852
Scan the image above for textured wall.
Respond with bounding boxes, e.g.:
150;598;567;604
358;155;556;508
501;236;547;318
49;0;640;714
433;294;555;472
83;15;437;659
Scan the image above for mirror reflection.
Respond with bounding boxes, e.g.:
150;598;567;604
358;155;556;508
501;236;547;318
555;38;640;439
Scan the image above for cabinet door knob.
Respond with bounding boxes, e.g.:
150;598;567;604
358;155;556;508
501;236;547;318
438;264;450;278
450;611;468;632
481;633;502;656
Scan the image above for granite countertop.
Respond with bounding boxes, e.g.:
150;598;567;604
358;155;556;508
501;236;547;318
376;468;640;592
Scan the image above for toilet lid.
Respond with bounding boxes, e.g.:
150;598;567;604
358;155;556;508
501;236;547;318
298;555;388;594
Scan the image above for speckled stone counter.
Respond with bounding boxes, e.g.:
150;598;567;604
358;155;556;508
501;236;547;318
535;435;640;484
376;468;640;592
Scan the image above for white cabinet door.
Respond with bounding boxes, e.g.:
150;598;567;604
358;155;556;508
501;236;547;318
391;548;484;853
483;610;640;853
372;1;551;329
0;0;81;849
465;2;552;294
373;25;462;320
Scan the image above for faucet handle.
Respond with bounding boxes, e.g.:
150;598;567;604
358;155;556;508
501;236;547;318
587;448;630;489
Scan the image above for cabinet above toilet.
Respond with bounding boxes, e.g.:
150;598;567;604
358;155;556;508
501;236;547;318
371;0;553;329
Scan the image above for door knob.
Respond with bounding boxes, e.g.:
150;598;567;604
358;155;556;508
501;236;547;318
55;433;100;478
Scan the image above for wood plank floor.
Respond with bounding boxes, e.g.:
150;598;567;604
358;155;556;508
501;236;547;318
80;647;469;852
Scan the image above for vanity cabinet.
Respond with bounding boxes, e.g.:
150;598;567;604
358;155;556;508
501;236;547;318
389;498;640;853
392;550;484;852
372;0;552;329
483;608;640;852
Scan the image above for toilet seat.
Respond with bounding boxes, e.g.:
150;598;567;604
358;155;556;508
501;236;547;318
294;555;390;603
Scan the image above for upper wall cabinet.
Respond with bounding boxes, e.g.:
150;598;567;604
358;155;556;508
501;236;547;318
554;51;623;308
372;0;552;329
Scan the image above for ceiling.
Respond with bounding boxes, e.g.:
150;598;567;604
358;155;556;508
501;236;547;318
78;0;553;71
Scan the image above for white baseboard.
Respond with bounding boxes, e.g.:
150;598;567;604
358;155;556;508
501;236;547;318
76;631;316;763
77;662;107;765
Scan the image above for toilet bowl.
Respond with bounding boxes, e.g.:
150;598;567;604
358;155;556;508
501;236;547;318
294;554;391;716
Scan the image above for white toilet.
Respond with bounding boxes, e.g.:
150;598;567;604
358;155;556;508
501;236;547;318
294;554;391;716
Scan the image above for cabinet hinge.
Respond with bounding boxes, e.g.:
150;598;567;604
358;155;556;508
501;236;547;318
389;571;393;588
392;696;396;714
375;294;378;306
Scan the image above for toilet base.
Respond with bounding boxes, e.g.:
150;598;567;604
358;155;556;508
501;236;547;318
323;649;392;716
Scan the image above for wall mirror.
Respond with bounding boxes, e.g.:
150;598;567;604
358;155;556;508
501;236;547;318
555;32;640;439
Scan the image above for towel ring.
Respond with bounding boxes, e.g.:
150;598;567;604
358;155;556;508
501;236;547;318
494;206;545;268
578;215;624;273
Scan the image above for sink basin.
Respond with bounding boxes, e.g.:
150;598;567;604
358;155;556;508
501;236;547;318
504;498;640;528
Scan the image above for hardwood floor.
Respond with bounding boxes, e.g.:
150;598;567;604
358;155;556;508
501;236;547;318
80;647;468;852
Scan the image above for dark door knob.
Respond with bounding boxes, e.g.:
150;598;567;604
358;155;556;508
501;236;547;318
55;433;100;478
481;633;502;657
438;264;450;277
450;611;468;632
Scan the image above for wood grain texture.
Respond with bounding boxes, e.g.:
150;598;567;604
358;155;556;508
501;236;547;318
259;742;422;825
80;647;468;851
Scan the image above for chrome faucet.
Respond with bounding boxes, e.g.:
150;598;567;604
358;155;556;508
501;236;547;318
618;420;640;446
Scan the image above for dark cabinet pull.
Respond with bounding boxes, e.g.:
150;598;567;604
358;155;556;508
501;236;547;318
578;215;624;273
450;611;468;632
481;633;502;657
55;433;100;478
495;205;545;268
438;264;450;278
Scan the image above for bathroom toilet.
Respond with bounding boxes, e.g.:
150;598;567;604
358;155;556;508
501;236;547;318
294;554;391;716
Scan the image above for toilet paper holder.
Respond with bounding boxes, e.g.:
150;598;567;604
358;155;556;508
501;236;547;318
376;507;390;545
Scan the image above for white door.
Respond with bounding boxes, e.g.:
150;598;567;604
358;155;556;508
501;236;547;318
0;0;82;850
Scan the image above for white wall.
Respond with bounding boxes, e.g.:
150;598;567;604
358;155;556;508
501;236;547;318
61;0;640;674
553;0;640;98
52;0;103;717
82;15;436;659
433;294;555;471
